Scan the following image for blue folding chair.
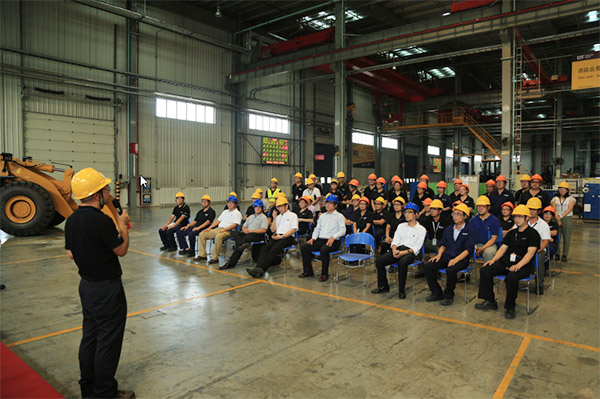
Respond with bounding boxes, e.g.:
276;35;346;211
281;231;300;272
548;232;561;278
391;246;426;295
494;253;540;314
336;233;375;286
311;236;345;274
437;250;475;303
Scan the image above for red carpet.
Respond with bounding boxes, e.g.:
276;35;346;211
1;342;63;398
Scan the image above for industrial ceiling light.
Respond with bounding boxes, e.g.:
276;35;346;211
442;12;451;16
215;6;222;18
586;10;598;23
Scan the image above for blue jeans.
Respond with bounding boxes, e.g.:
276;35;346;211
158;225;182;249
176;227;203;251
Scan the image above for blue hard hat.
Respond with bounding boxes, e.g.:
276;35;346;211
252;199;263;208
227;195;238;203
325;194;338;203
404;202;419;212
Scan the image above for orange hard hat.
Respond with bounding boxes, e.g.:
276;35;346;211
359;196;370;205
542;205;556;216
436;181;447;189
420;174;429;181
391;175;401;183
349;179;359;187
496;175;507;182
368;173;377;180
454;179;463;185
486;179;496;186
531;174;543;182
376;177;386;184
501;201;515;210
459;183;470;192
417;181;428;189
423;198;433;206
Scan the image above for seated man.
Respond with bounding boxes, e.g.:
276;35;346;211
246;197;298;278
371;196;388;247
176;195;215;257
425;203;476;306
380;196;405;255
299;194;347;282
475;204;540;319
244;191;262;221
371;202;426;299
195;195;242;264
420;199;452;255
295;196;314;236
159;191;190;251
470;196;501;262
219;199;268;270
525;197;551;294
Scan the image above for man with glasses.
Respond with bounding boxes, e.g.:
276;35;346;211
424;203;476;306
371;202;426;299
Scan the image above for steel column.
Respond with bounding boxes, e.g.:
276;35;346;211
500;21;513;185
333;0;346;175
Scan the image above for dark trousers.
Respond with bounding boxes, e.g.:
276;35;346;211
424;254;470;299
78;279;127;398
300;238;341;276
375;246;417;293
374;228;385;250
228;231;265;267
175;227;203;251
478;257;533;310
159;225;182;249
423;239;439;254
256;236;295;272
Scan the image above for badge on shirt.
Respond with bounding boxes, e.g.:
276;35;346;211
432;238;437;246
510;253;517;262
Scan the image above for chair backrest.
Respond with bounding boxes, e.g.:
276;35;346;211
344;233;375;250
496;227;503;245
371;225;376;237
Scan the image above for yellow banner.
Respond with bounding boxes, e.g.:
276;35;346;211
353;144;375;167
572;57;600;90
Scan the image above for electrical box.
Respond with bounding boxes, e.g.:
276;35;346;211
141;177;152;204
583;183;600;221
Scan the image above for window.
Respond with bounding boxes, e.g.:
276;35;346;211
427;145;440;156
446;149;454;158
382;137;398;149
155;98;216;124
474;155;482;163
352;130;374;146
248;112;290;134
300;10;364;30
461;156;470;163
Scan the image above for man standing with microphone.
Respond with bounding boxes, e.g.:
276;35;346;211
65;167;134;399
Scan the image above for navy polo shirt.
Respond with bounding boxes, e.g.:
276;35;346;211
489;189;515;217
439;223;477;258
468;213;501;244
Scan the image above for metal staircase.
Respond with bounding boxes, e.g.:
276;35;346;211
463;113;501;159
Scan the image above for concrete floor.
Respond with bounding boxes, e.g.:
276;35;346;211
1;206;599;399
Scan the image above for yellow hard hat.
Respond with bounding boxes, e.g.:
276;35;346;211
295;172;303;178
337;171;345;178
71;167;112;200
558;181;570;190
520;174;531;181
228;191;237;197
309;174;316;180
393;196;406;205
306;178;315;185
305;195;313;202
201;194;212;202
453;203;470;216
176;191;185;198
512;204;531;217
430;199;444;209
475;196;491;206
251;192;261;199
271;177;278;184
374;196;386;204
275;192;286;198
351;194;361;201
330;179;338;184
276;197;289;206
526;197;542;210
255;188;263;193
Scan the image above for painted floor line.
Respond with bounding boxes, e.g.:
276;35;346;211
492;337;531;399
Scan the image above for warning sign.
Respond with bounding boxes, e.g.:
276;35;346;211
572;52;600;91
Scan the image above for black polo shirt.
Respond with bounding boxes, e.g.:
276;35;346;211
520;189;551;209
295;208;313;235
514;188;528;205
245;205;255;218
194;207;215;229
65;206;123;282
372;209;387;232
173;204;191;226
362;185;377;200
449;191;462;204
369;189;387;204
355;210;373;232
458;195;475;210
387;189;408;208
502;226;541;271
500;216;514;232
292;183;306;204
385;212;405;236
338;182;350;202
420;214;453;241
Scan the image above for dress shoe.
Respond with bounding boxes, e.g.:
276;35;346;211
116;390;136;399
426;294;444;302
187;251;195;258
505;308;516;319
160;246;169;250
475;300;498;310
319;275;329;282
398;291;406;299
298;272;314;278
247;267;264;278
178;249;188;255
555;253;560;261
218;262;234;270
371;286;390;294
167;247;177;252
561;255;567;262
208;258;219;264
193;256;207;261
440;298;454;306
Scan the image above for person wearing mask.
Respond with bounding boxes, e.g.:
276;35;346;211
514;174;531;205
159;192;190;252
363;173;377;200
387;176;408;209
219;200;268;270
176;195;215;257
369;177;387;210
371;202;426;299
303;178;321;209
420;199;452;255
372;196;388;247
195;196;242;264
380;197;406;255
520;174;550;208
66;168;134;399
337;172;350;206
266;178;281;207
295;196;314;236
291;172;306;213
470;196;501;263
457;183;475;214
425;203;476;306
551;181;575;262
499;202;515;239
434;181;452;215
419;174;436;198
449;178;463;204
345;179;361;207
542;206;559;262
246;197;298;278
489;175;515;218
525;197;551;294
485;180;496;197
299;195;347;282
412;182;430;211
475;204;540;319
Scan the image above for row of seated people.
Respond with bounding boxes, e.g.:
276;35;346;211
158;188;555;319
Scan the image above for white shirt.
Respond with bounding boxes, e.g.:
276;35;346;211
392;222;427;254
529;218;551;243
303;187;321;200
312;210;346;240
551;196;575;217
275;210;298;235
217;209;242;229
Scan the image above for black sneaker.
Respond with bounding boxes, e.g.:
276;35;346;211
187;251;195;258
167;247;177;252
505;308;516;319
475;300;498;310
398;291;406;299
247;267;264;278
178;249;188;255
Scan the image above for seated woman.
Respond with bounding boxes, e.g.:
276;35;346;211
542;206;559;261
380;196;405;255
499;201;515;239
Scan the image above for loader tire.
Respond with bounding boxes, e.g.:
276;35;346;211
0;181;55;236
